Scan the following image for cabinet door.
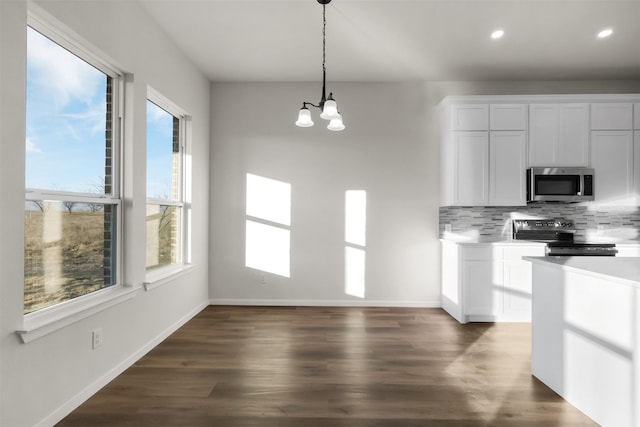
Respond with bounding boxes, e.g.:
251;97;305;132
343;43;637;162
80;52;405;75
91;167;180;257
503;246;545;319
591;103;633;130
441;242;464;323
529;104;558;166
635;131;640;203
591;130;634;204
558;104;589;166
451;104;489;131
489;131;526;206
453;132;489;205
490;104;527;130
464;259;503;316
634;104;640;130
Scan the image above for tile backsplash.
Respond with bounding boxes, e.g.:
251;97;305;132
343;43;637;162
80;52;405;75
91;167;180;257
439;205;640;241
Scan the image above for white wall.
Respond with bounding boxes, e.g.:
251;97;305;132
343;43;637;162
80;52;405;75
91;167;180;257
0;1;210;426
208;80;640;307
209;82;441;306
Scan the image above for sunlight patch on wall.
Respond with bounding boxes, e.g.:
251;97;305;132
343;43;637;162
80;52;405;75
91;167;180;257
345;190;367;298
245;220;290;277
246;174;291;226
245;174;291;278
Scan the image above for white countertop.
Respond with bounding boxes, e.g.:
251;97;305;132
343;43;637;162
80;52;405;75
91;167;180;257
440;232;547;246
441;238;544;246
524;256;640;287
440;232;640;246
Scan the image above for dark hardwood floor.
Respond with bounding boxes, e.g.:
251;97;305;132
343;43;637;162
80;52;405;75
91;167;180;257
57;306;596;426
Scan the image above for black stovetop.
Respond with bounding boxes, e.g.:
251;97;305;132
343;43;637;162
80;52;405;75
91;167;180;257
512;218;617;255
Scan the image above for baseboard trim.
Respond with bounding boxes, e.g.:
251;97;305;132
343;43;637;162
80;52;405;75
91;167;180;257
209;298;441;308
37;301;209;427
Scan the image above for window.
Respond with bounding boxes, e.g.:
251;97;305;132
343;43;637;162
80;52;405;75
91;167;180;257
24;25;121;314
145;93;187;276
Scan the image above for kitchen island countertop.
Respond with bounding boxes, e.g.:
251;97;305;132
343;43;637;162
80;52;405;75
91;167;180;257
524;256;640;287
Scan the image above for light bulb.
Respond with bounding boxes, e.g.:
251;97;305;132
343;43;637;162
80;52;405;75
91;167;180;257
320;99;340;120
327;114;345;131
295;107;314;127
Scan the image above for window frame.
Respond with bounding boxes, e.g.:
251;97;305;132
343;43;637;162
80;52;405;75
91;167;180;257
19;6;133;343
144;87;191;288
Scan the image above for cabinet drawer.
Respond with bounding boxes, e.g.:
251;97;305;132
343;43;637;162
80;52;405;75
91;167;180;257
462;246;502;261
503;245;546;261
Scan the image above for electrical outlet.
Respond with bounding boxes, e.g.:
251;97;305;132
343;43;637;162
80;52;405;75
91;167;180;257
92;328;103;349
259;274;267;285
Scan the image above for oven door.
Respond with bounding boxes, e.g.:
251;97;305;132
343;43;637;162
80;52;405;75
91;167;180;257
546;242;617;256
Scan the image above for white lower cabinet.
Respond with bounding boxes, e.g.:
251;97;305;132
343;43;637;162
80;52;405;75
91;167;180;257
464;259;503;316
441;241;545;323
503;246;542;316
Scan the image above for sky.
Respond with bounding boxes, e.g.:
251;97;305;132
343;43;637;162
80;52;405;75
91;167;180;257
26;27;174;199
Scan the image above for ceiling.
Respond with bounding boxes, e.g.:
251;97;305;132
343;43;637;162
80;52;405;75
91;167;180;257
138;0;640;82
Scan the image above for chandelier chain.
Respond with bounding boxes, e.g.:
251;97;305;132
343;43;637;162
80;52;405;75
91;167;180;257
322;3;326;76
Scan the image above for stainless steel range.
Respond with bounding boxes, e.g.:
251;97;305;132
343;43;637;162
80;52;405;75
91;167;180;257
512;219;617;256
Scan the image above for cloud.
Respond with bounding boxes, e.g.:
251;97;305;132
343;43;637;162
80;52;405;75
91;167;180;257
26;137;43;154
27;27;105;110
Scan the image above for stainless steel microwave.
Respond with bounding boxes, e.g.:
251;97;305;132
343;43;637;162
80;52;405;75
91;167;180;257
526;167;594;202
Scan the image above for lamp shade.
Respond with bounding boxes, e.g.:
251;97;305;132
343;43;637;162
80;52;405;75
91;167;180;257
320;99;339;120
327;114;345;131
295;107;314;127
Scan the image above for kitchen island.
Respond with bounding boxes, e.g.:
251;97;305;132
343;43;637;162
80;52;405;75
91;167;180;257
524;256;640;427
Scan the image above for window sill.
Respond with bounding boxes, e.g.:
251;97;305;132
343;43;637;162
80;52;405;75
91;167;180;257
144;264;194;291
17;285;140;344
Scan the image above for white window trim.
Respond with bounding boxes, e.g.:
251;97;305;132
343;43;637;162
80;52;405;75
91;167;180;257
143;263;195;291
145;87;191;286
18;285;140;343
28;3;122;78
19;5;128;343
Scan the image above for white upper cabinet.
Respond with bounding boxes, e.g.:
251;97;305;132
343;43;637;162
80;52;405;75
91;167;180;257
439;95;640;207
451;104;489;131
490;104;527;130
635;131;640;203
529;104;558;165
591;103;633;130
591;130;634;205
452;132;490;205
529;103;589;166
558;104;590;165
490;131;526;206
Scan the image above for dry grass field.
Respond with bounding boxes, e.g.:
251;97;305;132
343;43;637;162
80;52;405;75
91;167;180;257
24;210;107;313
24;205;176;313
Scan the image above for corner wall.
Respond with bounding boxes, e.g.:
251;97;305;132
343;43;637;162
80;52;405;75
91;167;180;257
0;1;210;426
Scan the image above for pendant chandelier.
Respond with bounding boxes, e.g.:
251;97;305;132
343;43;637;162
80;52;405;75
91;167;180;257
295;0;345;131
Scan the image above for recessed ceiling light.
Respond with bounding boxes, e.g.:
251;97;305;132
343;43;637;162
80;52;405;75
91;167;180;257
598;28;613;38
491;29;504;39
